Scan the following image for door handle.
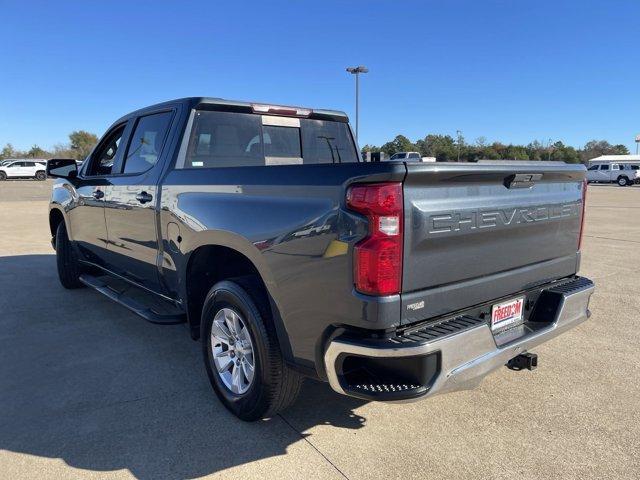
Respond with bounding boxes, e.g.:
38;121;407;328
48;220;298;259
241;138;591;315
93;189;104;200
135;191;153;204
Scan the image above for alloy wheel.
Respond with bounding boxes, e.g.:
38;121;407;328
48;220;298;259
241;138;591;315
210;307;255;395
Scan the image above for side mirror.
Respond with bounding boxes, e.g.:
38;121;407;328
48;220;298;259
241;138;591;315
46;158;78;179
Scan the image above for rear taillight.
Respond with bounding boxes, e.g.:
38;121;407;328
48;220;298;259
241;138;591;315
578;179;587;251
346;182;403;295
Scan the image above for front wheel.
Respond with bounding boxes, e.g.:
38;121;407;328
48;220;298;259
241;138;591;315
617;176;629;186
0;172;6;181
35;171;46;181
55;222;84;289
202;279;302;421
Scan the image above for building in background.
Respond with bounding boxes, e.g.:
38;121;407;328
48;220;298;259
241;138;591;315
587;154;640;165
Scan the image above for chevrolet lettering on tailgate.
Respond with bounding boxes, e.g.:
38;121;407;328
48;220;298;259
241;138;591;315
427;202;581;234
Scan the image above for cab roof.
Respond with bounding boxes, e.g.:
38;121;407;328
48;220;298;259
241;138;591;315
116;97;349;124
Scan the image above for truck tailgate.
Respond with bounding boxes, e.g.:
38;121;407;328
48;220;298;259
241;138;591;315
401;162;586;324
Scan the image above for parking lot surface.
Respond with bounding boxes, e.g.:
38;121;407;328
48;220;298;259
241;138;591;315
0;180;639;479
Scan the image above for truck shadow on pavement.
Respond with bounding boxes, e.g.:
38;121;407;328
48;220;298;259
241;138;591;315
0;254;367;479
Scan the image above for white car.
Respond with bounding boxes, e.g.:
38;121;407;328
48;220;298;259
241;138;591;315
0;160;48;181
586;163;639;186
385;152;435;162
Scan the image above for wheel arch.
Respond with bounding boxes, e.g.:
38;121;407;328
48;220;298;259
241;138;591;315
49;207;67;243
182;242;294;364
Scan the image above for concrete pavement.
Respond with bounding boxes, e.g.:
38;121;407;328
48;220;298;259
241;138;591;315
0;181;638;479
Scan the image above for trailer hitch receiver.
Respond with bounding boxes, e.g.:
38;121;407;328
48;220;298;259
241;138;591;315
507;352;538;371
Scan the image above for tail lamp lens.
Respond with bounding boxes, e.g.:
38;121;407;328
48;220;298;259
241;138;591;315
346;183;403;295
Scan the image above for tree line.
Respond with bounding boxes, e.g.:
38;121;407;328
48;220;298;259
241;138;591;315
362;134;630;163
0;131;98;161
1;130;630;165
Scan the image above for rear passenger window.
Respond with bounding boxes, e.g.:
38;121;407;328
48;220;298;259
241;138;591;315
601;164;609;170
180;110;358;169
184;111;263;168
122;111;173;174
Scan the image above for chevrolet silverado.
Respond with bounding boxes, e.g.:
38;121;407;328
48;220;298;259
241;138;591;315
47;97;594;421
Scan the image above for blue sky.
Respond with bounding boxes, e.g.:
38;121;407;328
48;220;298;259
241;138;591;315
1;0;639;151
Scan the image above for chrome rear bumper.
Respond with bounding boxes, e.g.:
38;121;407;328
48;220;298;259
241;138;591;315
324;277;594;402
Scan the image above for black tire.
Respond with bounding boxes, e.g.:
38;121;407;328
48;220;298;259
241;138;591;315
617;176;628;187
35;170;46;181
0;172;6;181
201;279;302;421
55;222;84;289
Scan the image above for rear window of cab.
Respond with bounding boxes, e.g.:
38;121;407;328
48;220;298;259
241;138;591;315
179;110;359;169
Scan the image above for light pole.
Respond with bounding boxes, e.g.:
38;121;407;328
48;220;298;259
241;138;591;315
456;130;462;162
547;138;553;161
346;66;368;144
635;134;640;155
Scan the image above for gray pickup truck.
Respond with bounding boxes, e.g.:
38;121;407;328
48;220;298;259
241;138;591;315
47;97;594;421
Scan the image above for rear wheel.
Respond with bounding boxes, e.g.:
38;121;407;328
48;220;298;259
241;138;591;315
617;176;629;186
35;171;46;181
55;222;84;289
0;172;6;181
202;279;302;421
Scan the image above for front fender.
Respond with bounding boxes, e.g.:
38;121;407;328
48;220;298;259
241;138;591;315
49;180;76;239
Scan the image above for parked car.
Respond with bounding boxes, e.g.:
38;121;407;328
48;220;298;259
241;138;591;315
0;160;47;180
386;152;437;162
586;162;640;186
47;97;594;421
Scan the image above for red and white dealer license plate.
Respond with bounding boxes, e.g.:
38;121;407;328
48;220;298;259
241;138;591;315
491;297;524;331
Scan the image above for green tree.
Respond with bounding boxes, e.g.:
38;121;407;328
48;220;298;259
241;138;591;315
579;140;630;163
416;134;457;161
52;143;75;158
27;145;47;158
1;143;16;160
69;130;98;160
526;140;545;161
613;144;630;155
360;144;380;153
504;145;530;160
481;147;501;159
550;141;580;163
380;135;418;156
